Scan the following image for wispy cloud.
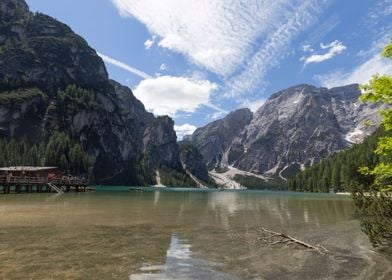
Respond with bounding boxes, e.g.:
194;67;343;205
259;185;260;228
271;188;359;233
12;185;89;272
240;98;266;112
144;35;156;49
208;111;227;120
301;40;346;65
314;1;392;89
314;36;392;88
111;0;284;77
98;52;152;79
111;0;329;90
203;102;227;115
365;0;392;29
314;53;392;88
302;44;314;52
224;0;328;98
302;13;340;47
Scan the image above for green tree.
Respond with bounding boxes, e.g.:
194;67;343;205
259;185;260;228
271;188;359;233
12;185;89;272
353;40;392;252
331;162;341;189
358;41;392;191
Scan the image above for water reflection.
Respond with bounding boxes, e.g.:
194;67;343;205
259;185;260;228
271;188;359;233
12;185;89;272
208;192;241;214
0;190;390;279
153;191;160;207
130;235;237;280
204;191;356;233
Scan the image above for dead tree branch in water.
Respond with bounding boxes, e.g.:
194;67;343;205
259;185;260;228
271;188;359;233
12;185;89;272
259;227;329;254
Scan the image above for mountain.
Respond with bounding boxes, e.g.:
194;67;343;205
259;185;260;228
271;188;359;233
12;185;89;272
179;141;210;185
0;0;190;185
288;128;390;192
189;108;253;169
187;84;383;187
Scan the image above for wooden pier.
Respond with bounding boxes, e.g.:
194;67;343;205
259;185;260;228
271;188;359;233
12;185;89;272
0;166;89;194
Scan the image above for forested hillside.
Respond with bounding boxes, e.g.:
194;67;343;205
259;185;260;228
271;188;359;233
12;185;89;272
288;128;391;192
0;132;89;175
0;0;191;185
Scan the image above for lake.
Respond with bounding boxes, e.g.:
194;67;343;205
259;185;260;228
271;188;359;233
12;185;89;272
0;188;391;279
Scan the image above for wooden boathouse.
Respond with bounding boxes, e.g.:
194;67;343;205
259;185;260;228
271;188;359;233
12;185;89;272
0;166;89;194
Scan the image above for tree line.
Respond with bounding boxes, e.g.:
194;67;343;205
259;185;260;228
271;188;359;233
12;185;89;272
290;40;392;252
288;128;389;192
0;132;89;175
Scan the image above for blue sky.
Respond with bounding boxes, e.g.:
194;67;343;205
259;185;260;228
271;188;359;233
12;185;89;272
26;0;392;138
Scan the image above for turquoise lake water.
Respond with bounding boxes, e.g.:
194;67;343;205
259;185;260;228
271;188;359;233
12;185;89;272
0;188;391;279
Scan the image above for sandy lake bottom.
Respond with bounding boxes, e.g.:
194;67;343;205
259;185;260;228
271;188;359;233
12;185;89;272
0;188;391;279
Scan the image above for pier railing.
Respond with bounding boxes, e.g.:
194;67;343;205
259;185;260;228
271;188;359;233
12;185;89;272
0;175;88;186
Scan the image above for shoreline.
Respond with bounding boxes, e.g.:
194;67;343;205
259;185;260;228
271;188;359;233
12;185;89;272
335;192;351;196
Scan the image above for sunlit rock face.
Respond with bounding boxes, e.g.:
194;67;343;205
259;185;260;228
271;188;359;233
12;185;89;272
189;108;253;169
188;84;382;179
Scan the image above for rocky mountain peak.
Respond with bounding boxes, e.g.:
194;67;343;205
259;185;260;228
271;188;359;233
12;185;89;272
267;84;314;100
0;0;108;94
189;108;253;169
189;84;383;183
224;108;253;123
0;0;190;186
0;0;29;23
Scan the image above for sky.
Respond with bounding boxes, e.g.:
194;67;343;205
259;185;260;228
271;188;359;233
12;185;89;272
26;0;392;139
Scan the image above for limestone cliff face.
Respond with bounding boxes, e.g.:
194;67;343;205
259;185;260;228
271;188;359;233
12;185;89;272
188;84;383;179
190;108;253;169
179;142;210;183
143;116;183;172
0;0;185;185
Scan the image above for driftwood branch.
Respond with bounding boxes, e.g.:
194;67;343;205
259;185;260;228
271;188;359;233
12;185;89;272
260;227;329;254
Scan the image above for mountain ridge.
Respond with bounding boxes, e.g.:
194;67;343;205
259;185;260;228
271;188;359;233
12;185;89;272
0;0;193;186
187;83;383;187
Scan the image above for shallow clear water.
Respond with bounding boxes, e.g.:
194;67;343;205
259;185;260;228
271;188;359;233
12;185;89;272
0;188;391;279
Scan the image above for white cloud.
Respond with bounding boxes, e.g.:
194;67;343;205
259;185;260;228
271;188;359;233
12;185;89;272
314;54;392;88
207;111;227;120
302;40;346;65
203;102;227;115
97;52;152;79
160;63;166;71
97;53;226;117
302;44;314;52
315;37;392;88
320;41;336;49
224;0;327;98
302;14;340;47
240;99;266;112
144;36;156;49
366;0;392;28
111;0;278;76
174;124;197;140
111;0;328;89
133;75;219;116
